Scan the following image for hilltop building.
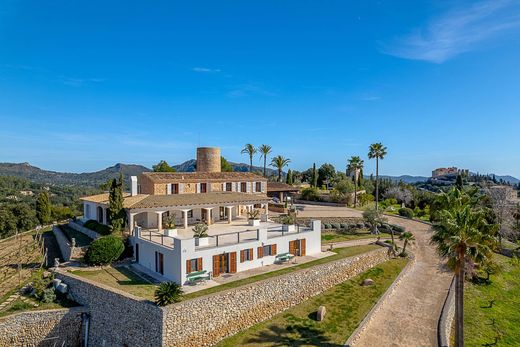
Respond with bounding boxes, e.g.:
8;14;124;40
79;147;321;285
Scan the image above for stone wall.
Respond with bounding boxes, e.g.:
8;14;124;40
162;248;390;346
53;226;85;261
437;276;455;347
68;221;101;240
0;307;86;346
56;271;163;347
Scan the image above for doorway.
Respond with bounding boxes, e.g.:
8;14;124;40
212;252;237;277
219;206;228;221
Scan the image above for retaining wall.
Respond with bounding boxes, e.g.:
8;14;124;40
0;307;86;346
437;276;455;347
53;226;86;261
68;221;101;240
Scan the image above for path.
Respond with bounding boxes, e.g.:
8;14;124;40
295;204;453;347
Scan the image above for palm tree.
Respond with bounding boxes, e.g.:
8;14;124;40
258;144;272;177
431;188;498;347
399;231;415;254
270;155;290;182
241;144;257;172
347;156;364;208
368;143;387;211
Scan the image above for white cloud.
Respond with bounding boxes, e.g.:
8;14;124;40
192;67;221;73
382;0;520;63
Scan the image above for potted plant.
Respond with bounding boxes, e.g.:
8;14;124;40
193;223;209;246
248;209;261;226
281;215;296;232
163;216;178;237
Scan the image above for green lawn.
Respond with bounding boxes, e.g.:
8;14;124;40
59;224;93;247
73;266;157;300
464;254;520;346
0;295;78;318
321;230;390;244
183;245;379;300
217;257;408;347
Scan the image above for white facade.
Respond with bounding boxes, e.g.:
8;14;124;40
132;220;322;285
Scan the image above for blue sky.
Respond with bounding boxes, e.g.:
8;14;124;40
1;0;519;177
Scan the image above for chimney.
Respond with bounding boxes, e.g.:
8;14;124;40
130;176;138;196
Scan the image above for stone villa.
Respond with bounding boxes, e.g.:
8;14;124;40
80;147;321;285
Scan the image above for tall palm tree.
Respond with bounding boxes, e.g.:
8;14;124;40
399;231;415;254
431;188;498;347
270;155;290;182
347;156;364;208
241;144;257;172
368;143;387;211
258;144;272;177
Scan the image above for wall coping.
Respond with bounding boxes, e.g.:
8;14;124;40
437;275;456;347
344;252;416;346
0;306;87;322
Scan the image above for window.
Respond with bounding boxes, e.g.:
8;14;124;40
155;251;164;275
241;248;253;262
187;258;201;273
85;204;90;219
256;182;262;192
172;184;179;194
241;182;247;192
200;183;207;193
187;210;193;218
226;182;232;191
262;244;277;256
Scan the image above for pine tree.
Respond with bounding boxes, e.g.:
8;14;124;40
286;169;293;185
36;191;52;224
108;173;125;233
311;163;318;188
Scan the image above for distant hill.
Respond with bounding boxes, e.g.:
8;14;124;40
494;175;520;184
380;175;429;184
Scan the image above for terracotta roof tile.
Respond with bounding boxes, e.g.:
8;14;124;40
267;182;300;192
141;171;266;183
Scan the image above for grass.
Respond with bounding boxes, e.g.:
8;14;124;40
321;230;390;244
217;257;408;347
0;295;78;318
464;254;520;346
183;245;379;300
71;245;379;302
59;224;93;247
73;266;158;301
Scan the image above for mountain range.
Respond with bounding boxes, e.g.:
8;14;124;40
0;162;518;188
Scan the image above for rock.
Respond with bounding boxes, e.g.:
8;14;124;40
317;306;326;321
362;278;374;286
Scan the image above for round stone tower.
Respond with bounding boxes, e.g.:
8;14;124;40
196;147;221;172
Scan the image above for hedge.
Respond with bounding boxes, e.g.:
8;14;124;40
398;207;414;219
84;236;124;265
83;219;112;235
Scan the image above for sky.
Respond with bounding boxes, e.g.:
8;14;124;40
0;0;519;177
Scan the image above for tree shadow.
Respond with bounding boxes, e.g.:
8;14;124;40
244;324;344;347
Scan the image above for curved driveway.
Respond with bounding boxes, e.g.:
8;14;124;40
295;204;453;347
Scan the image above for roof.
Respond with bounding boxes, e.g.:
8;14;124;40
141;171;266;183
81;192;270;210
267;182;300;192
127;192;270;210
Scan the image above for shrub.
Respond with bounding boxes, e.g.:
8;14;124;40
84;236;124;265
31;271;53;300
358;193;374;206
332;223;341;230
280;215;295;225
300;187;321;202
83;219;112;235
340;223;349;229
390;224;406;233
41;288;56;303
383;198;398;206
155;282;183;306
323;223;331;229
398;207;414;219
192;223;209;238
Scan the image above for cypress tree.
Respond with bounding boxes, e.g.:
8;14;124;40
286;169;293;185
311;163;318;188
36;191;52;224
108;173;125;233
455;174;464;190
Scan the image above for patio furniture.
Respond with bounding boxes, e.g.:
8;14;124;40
275;253;294;263
186;270;210;284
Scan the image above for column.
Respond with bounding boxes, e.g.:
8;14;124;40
279;192;284;202
204;208;213;225
263;203;269;220
226;206;233;224
181;210;189;229
156;211;165;232
128;213;137;234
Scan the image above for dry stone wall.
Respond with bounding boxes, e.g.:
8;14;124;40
56;271;163;347
0;307;85;346
162;248;389;346
68;221;101;240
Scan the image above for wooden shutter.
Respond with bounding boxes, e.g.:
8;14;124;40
249;248;254;260
300;239;306;256
289;240;296;255
213;255;220;277
229;252;237;273
240;250;245;263
186;259;192;274
257;246;263;258
271;244;277;256
197;257;203;271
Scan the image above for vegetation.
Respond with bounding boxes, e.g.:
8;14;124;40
217;258;407;347
154;282;183;306
241;144;257;172
300;187;321;202
286;169;293;185
59;224;93;247
431;187;498;347
258;144;272;177
35;191;52;225
362;207;387;234
270;155;290;182
84;236;125;265
347;156;364;207
399;231;415;255
220;156;233;172
311;163;317;188
247;209;261;220
317;163;336;187
83;219;112;235
368;142;388;211
152;160;176;172
108;173;125;233
398;207;414;218
192;223;209;238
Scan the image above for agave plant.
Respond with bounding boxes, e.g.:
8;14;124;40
163;215;176;229
154;282;183;306
247;209;261;220
192;223;209;238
